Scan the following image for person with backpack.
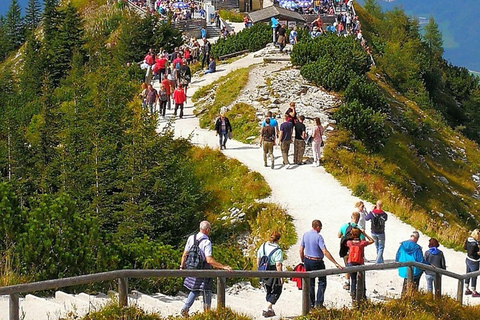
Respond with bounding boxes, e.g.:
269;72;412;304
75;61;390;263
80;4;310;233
179;221;232;317
338;211;363;290
158;83;168;118
201;38;211;70
259;117;276;169
365;200;388;264
256;231;283;318
178;58;191;100
346;228;374;302
464;229;480;297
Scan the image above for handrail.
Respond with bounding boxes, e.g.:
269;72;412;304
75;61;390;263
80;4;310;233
2;261;479;320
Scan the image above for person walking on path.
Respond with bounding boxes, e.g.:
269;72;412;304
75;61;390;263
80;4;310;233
161;76;172;110
145;83;158;114
395;231;428;296
299;219;343;308
311;117;324;166
365;200;388;264
338;211;363;290
278;114;294;167
173;83;186;119
201;38;211;70
259;117;276;169
354;201;368;231
257;231;284;318
293;115;306;165
464;229;480;297
346;228;374;302
215;113;232;150
261;111;279;138
179;221;232;317
423;238;446;294
158;83;168;117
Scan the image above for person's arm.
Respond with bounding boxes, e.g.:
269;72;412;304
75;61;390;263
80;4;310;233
278;129;284;144
289;127;293;142
361;230;374;245
259;128;264;146
323;248;343;269
301;128;306;140
206;256;232;271
299;245;305;263
180;250;188;269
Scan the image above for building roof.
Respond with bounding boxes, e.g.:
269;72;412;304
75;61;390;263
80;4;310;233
248;5;306;24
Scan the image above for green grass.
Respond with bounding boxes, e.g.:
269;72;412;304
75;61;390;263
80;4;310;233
219;9;245;23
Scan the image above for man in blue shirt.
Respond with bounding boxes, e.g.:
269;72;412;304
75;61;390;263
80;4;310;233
261;111;279;138
299;220;343;308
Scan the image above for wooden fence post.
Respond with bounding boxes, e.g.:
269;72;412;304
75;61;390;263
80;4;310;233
9;294;19;320
217;277;226;309
434;272;442;298
302;278;310;315
356;271;365;302
457;279;464;304
118;277;128;307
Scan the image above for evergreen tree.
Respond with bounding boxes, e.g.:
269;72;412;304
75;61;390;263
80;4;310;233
42;0;59;45
363;0;383;19
423;16;444;59
0;18;9;61
24;0;42;35
5;0;24;53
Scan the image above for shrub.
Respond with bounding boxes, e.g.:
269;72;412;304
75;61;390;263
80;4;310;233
211;23;271;58
219;9;244;23
300;57;355;91
344;76;388;112
334;100;388;151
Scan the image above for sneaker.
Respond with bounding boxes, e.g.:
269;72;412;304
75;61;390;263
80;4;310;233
263;309;275;318
466;289;473;295
472;291;480;297
180;309;189;317
264;163;268;167
343;283;350;290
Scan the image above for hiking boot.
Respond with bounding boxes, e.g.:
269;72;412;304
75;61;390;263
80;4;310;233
263;309;275;318
180;309;189;317
472;291;480;297
466;289;473;295
264;163;268;167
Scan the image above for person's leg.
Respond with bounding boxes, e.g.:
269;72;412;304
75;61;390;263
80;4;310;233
472;261;479;291
181;291;200;314
222;132;228;148
376;233;385;263
425;274;434;293
263;143;268;166
316;260;327;307
466;258;472;289
293;140;299;164
350;270;357;300
268;142;274;167
179;103;184;118
202;290;212;311
167;94;171;110
174;103;179;116
218;132;224;149
280;142;289;165
304;259;316;307
298;140;305;163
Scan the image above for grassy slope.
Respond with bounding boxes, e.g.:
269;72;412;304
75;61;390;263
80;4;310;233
322;5;480;250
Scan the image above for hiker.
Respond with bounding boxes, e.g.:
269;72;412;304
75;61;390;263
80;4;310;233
285;102;297;123
259;117;276;169
145;83;158;114
293;115;306;165
311;117;324;167
257;231;283;318
161;75;172;111
261;111;279;138
396;231;428;295
424;238;446;294
214;113;232;150
346;228;374;301
201;38;211;70
277;24;287;52
178;58;191;100
204;56;216;74
289;26;298;45
299;219;343;308
158;83;168;117
180;221;232;317
464;229;480;297
365;200;388;264
338;211;363;290
278;114;294;167
354;201;368;231
173;83;186;119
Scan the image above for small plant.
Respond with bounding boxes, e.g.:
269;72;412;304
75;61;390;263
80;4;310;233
218;9;245;23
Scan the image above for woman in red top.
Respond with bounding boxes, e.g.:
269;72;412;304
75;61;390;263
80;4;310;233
346;228;374;302
173;84;187;118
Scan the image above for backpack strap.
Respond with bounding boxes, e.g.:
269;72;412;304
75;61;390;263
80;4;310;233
266;246;280;265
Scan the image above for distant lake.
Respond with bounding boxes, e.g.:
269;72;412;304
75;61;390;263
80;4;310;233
357;0;480;73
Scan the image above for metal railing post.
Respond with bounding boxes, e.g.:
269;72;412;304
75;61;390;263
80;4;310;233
457;279;464;304
434;272;442;299
302;277;310;315
9;294;19;320
118;277;128;307
217;277;226;309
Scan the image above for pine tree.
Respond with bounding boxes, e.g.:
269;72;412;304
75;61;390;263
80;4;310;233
5;0;24;53
25;0;42;35
423;16;444;59
364;0;383;19
0;18;8;61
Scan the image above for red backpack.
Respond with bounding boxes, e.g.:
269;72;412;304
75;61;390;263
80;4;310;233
349;242;364;264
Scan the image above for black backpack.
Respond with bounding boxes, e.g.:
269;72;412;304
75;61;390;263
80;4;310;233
184;234;207;270
257;243;280;271
372;214;386;233
339;223;354;258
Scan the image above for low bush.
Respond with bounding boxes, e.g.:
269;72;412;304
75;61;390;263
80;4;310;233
334;100;388;151
344;76;388;112
219;9;245;23
300;57;354;92
210;23;271;58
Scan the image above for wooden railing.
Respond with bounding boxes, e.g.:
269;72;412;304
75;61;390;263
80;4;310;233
2;261;479;320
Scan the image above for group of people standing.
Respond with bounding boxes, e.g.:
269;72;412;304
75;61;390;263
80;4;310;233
259;102;325;169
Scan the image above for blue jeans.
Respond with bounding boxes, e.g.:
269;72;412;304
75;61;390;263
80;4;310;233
219;131;228;148
465;258;480;289
304;258;326;307
372;233;385;264
425;274;435;293
181;290;212;313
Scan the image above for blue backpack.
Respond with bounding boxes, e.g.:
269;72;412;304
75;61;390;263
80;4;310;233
257;243;280;271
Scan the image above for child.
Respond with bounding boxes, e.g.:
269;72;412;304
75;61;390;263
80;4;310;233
346;228;374;301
